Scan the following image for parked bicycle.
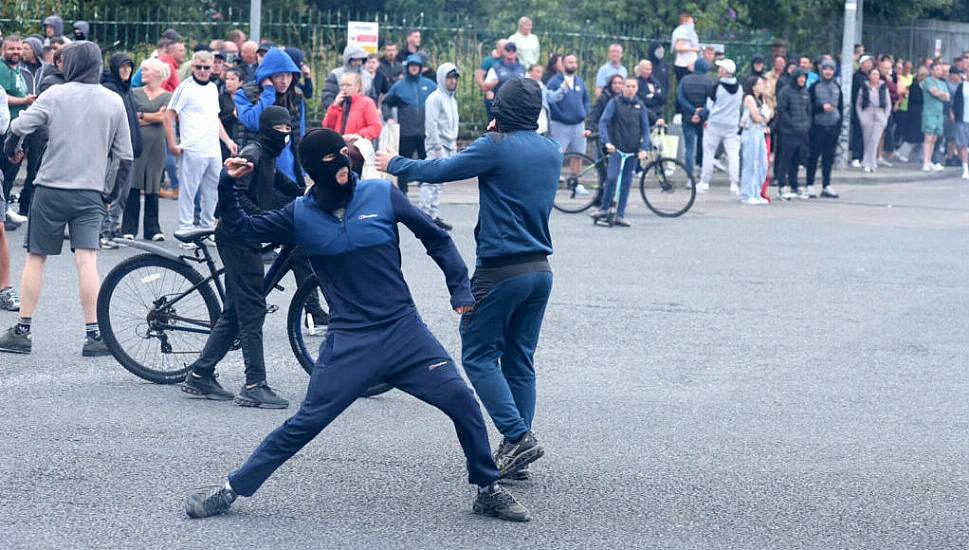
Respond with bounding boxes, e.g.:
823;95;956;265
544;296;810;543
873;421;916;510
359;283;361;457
554;128;697;217
96;228;392;396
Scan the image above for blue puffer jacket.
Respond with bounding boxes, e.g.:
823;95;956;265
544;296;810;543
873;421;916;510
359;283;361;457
383;55;437;137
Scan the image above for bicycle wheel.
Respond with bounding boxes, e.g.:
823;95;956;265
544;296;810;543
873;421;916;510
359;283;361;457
554;152;602;213
640;157;697;218
287;277;393;398
97;254;222;384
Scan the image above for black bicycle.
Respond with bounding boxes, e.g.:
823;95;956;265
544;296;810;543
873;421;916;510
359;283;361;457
96;228;392;396
554;129;697;217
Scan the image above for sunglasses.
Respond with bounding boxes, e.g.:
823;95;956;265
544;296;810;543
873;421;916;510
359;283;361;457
193;65;212;71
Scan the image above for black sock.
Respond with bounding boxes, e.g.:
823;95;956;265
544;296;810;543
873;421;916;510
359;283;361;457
16;317;31;335
85;322;99;339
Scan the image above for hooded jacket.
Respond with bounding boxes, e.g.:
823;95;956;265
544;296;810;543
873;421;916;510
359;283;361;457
72;21;90;41
383;55;436;137
321;44;373;109
321;94;382;140
809;72;843;128
647;41;671;92
284;47;314;100
101;52;143;158
42;16;69;45
587;84;619;131
38;65;65;94
235;48;305;184
677;59;712;120
777;69;812;136
7;41;132;198
424;63;460;152
20;37;44;94
703;75;742;128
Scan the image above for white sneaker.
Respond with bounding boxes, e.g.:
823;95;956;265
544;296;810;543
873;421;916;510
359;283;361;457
5;207;26;224
877;158;893;167
962;170;969;180
573;184;590;197
780;187;795;200
741;197;765;205
895;154;909;163
932;163;945;172
151;233;166;242
806;185;817;198
729;183;740;196
713;159;726;172
122;234;135;240
922;164;933;172
863;166;872;173
851;159;862;168
756;197;770;204
696;182;710;193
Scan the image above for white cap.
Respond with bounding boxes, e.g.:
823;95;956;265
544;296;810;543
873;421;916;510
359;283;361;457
715;58;736;75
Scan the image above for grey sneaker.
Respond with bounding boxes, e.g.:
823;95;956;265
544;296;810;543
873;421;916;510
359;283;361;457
99;238;120;250
0;287;20;311
473;483;530;522
0;325;31;354
236;383;289;409
494;432;545;479
181;372;234;401
82;335;112;357
504;464;530;481
185;484;237;519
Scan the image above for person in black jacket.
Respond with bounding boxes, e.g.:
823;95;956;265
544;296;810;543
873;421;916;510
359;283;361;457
775;68;812;199
181;106;298;410
218;67;243;160
850;55;875;166
806;60;843;198
676;58;712;176
635;59;666;126
99;52;143;247
594;76;650;226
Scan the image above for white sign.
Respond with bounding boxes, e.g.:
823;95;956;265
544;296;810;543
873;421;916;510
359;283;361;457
934;39;942;58
348;21;379;55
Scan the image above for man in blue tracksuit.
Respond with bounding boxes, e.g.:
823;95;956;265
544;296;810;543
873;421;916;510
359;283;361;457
382;54;436;194
184;129;530;523
593;76;650;226
377;78;561;481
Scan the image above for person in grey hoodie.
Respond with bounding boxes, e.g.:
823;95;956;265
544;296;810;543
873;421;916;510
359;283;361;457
0;41;133;357
421;62;460;230
698;59;742;194
42;15;70;47
321;44;372;109
806;59;842;198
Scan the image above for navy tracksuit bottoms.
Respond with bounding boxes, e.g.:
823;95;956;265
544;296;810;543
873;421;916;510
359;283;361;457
228;313;499;496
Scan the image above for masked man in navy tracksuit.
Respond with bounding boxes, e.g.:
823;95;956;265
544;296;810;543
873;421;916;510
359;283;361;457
378;78;561;481
183;129;530;523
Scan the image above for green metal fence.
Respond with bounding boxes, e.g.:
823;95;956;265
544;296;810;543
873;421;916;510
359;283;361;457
1;7;773;134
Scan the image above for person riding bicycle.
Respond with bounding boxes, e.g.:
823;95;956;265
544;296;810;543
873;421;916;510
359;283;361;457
183;128;532;523
180;106;299;409
592;76;650;227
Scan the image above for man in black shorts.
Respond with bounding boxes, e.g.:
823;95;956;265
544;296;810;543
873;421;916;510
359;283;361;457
0;41;132;356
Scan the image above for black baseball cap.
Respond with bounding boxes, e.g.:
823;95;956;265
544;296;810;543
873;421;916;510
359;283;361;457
503;42;517;52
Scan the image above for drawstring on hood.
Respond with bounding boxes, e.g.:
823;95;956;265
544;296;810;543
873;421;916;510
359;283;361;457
492;77;542;133
62;41;103;84
257;106;292;156
299;129;355;211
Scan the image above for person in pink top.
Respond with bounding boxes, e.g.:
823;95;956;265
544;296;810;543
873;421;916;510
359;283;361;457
321;72;381;142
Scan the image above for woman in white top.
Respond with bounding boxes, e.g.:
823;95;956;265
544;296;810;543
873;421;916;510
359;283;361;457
739;75;771;204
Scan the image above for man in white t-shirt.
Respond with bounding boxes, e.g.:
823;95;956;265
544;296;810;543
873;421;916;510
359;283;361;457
671;13;700;81
164;51;236;244
507;17;540;68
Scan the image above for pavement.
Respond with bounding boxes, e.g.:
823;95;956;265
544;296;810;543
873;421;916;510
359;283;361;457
0;172;968;549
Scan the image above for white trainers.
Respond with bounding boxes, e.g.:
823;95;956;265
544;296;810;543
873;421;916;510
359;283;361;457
779;187;795;200
122;234;135;240
851;159;862;168
895;154;909;163
806;185;817;198
729;183;740;196
151;233;166;241
932;163;945;172
741;197;765;205
922;164;933;172
573;184;590;197
877;158;893;167
5;207;26;224
696;182;710;193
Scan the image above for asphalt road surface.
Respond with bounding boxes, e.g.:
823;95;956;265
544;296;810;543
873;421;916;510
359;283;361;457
1;177;967;549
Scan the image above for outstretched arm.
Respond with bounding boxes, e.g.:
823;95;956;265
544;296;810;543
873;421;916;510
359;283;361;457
390;186;473;311
382;135;494;183
217;162;297;245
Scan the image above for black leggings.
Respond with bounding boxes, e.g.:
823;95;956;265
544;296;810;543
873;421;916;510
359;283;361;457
121;190;161;238
776;133;809;191
806;125;839;188
397;135;426;194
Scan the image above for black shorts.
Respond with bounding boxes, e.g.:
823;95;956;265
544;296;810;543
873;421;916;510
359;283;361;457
26;186;104;255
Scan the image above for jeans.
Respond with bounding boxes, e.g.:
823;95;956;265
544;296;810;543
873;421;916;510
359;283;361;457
460;268;553;442
682;121;701;176
164;151;180;190
599;152;637;218
228;313;499;496
740;127;767;200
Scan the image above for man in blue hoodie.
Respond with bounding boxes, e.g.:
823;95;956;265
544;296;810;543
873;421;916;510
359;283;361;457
377;78;561;482
383;54;436;194
234;47;305;187
546;54;591;178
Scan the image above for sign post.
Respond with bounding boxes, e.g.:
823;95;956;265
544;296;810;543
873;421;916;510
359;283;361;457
838;0;859;168
348;21;380;55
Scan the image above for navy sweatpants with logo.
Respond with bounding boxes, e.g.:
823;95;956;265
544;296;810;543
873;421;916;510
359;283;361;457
228;313;499;496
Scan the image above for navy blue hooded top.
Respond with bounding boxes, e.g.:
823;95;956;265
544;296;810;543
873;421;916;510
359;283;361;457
217;176;474;330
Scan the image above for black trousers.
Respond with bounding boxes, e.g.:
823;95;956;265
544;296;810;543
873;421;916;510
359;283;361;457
121;190;161;238
850;111;863;161
806;125;839;189
0;152;21;200
776;133;809;191
190;238;268;386
397;135;426;194
288;246;324;316
17;132;46;215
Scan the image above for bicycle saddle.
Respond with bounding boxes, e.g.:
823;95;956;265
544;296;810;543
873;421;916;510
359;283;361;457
174;228;216;244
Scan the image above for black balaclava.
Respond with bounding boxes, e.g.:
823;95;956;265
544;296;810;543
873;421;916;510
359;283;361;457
299;129;354;211
257;106;292;157
491;77;542;133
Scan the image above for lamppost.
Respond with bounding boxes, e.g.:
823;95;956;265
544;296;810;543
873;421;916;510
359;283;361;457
838;0;862;168
250;0;261;43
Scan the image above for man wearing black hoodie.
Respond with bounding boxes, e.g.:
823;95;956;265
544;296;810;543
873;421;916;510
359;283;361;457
775;69;813;199
180;106;296;409
647;41;670;94
99;52;143;248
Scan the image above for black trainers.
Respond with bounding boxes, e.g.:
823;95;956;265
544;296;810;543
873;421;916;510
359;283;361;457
494;432;544;479
236;383;289;409
181;372;234;401
185;484;237;519
0;287;20;311
0;325;31;354
82;335;112;357
504;465;530;481
473;483;530;522
433;217;453;231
